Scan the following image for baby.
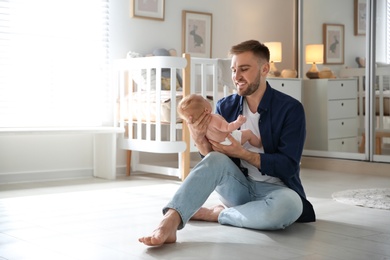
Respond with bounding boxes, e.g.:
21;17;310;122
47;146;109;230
177;94;261;147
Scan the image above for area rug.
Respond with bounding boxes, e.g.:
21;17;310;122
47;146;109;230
332;188;390;210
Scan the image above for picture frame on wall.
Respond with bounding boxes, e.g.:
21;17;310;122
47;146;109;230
354;0;366;36
182;10;212;58
323;23;344;64
131;0;165;21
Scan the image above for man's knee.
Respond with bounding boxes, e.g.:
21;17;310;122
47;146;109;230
204;151;231;164
255;189;303;230
271;189;303;228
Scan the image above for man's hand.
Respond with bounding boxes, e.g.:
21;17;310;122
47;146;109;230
210;134;261;169
187;110;210;141
210;134;244;158
187;110;213;155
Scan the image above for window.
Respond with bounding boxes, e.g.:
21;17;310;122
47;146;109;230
0;0;109;127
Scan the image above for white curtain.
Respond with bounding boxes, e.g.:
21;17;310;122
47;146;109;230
0;0;110;127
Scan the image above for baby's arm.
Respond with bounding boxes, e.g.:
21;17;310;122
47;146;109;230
211;114;246;133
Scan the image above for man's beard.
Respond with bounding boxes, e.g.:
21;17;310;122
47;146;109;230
237;72;261;96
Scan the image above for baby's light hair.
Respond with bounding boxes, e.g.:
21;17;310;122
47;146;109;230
177;94;207;121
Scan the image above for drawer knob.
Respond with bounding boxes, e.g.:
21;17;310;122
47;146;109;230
342;141;344;145
341;121;344;125
281;83;284;87
341;103;344;106
341;83;344;87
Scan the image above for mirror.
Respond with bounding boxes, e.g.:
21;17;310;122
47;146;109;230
300;0;390;161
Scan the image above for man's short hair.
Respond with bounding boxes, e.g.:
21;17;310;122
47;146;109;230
229;40;270;62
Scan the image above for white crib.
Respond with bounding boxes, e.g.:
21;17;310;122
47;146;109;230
112;54;233;180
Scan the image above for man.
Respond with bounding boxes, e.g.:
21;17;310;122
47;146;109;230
139;40;315;246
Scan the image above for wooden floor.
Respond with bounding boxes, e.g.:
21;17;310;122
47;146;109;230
0;167;390;260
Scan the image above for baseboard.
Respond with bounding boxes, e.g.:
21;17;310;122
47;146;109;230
301;156;390;177
0;166;127;184
5;158;386;184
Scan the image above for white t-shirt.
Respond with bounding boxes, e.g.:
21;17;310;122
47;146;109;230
240;100;285;185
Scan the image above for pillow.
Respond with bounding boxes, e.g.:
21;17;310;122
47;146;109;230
132;68;156;90
131;68;181;91
126;51;142;58
127;48;182;90
162;76;181;90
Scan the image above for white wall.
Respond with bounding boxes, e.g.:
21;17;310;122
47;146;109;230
0;0;298;183
110;0;297;71
1;0;367;183
0;134;96;183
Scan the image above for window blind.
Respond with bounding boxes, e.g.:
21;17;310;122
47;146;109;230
0;0;109;127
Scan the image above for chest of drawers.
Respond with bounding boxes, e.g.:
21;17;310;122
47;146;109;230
267;78;302;102
303;78;358;152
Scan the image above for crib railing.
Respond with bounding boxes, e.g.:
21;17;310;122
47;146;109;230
113;55;190;179
113;54;233;180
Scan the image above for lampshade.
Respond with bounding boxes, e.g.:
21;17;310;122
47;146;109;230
305;44;324;64
264;42;282;77
305;44;324;79
265;42;282;62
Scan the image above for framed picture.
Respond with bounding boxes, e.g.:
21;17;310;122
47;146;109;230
131;0;165;21
182;10;212;58
354;0;366;36
323;24;344;64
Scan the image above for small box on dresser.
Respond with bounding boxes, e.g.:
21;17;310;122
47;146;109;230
303;78;358;152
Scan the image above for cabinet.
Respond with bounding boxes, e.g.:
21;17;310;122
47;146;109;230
267;78;302;102
303;78;358;152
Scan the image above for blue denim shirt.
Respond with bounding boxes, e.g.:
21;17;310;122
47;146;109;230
215;82;315;222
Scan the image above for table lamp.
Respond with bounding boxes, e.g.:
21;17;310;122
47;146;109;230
264;42;282;77
305;44;324;79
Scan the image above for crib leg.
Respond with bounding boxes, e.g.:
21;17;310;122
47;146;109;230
376;136;382;155
126;150;132;176
359;132;387;155
359;134;365;153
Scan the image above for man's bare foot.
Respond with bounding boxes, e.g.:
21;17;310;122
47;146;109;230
138;209;181;246
191;205;225;222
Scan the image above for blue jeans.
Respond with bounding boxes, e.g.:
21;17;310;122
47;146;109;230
164;152;303;230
